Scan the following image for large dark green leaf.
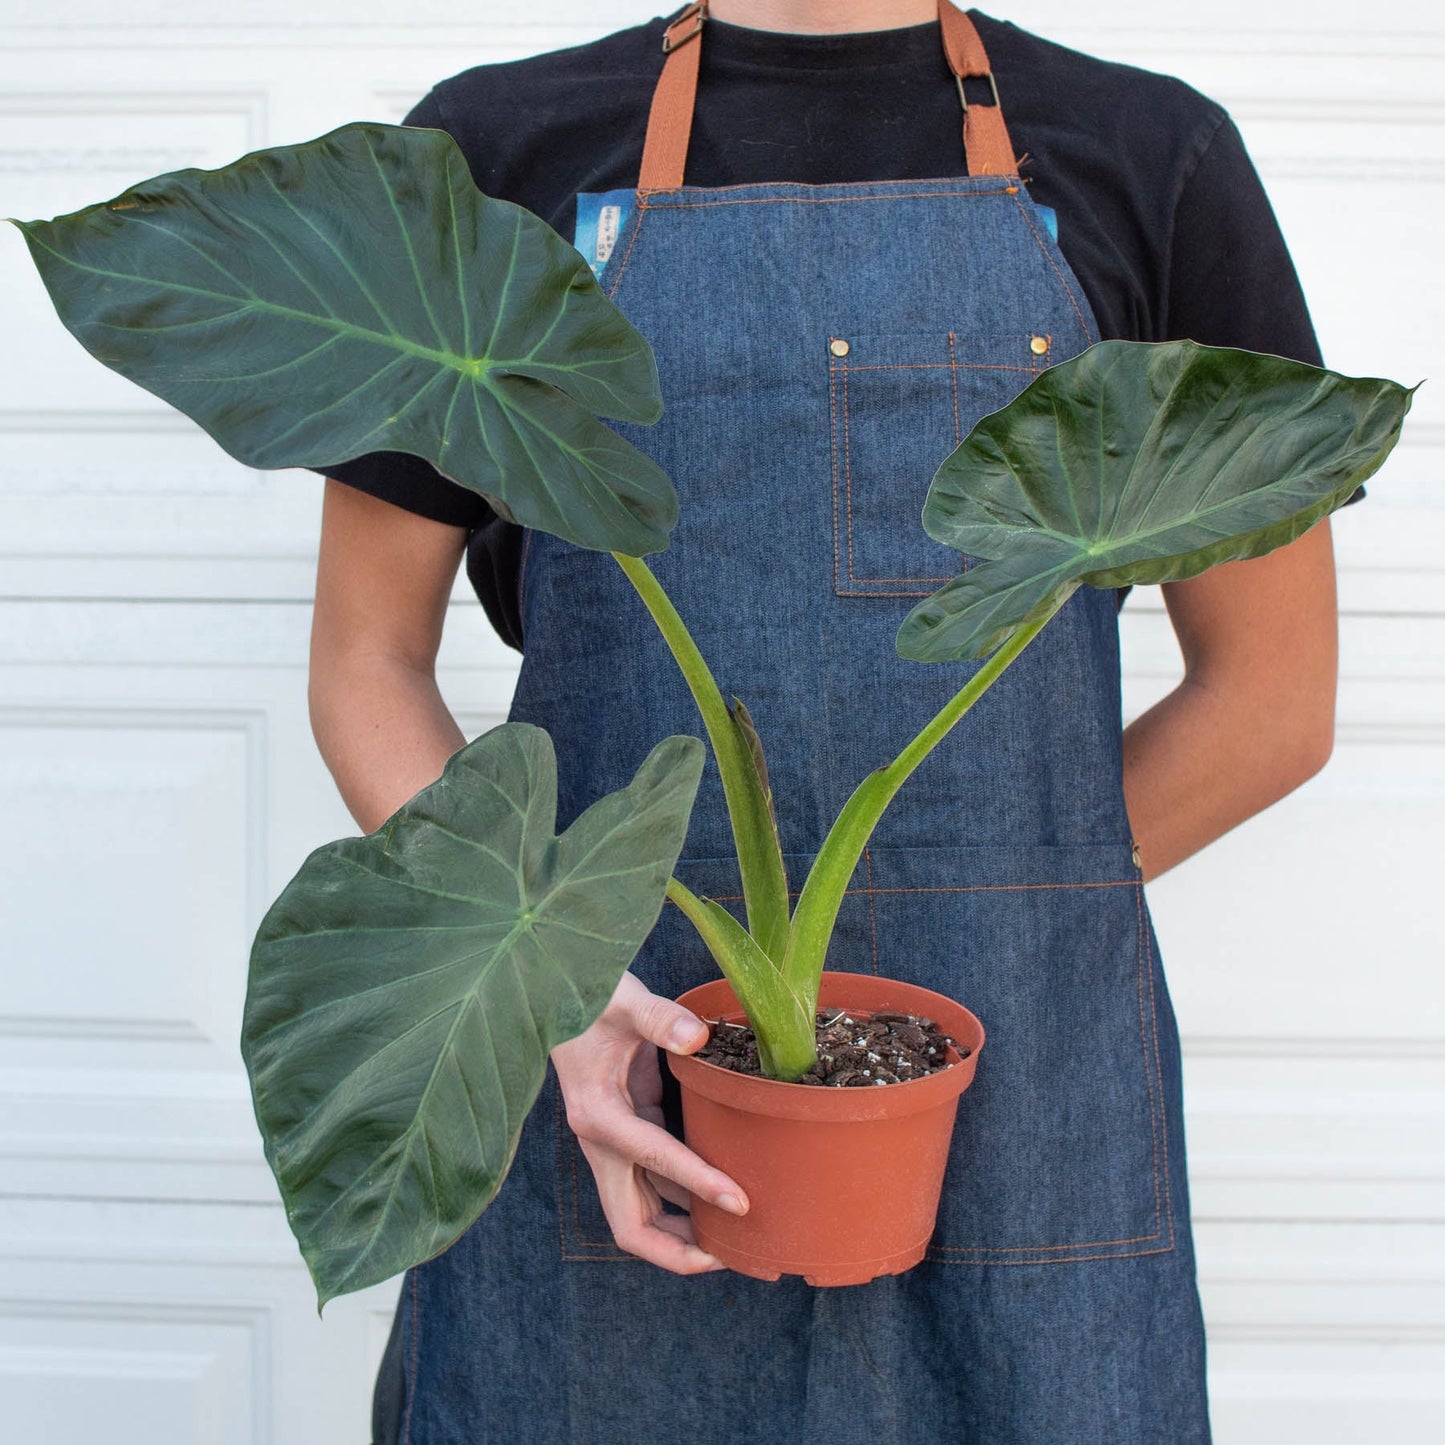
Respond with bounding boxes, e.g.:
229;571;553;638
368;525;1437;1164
9;122;675;553
898;340;1414;661
242;724;703;1308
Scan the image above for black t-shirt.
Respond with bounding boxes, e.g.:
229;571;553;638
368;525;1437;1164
313;8;1358;649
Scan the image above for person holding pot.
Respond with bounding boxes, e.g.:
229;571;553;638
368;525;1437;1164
309;2;1354;1440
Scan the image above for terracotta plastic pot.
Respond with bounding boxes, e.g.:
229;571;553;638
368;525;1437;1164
666;971;985;1286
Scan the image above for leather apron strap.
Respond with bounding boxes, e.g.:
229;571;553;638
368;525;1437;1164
937;0;1018;178
637;0;1019;192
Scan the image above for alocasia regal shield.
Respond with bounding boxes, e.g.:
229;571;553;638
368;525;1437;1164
244;728;703;1307
896;339;1410;662
12;122;674;554
10;121;1414;1304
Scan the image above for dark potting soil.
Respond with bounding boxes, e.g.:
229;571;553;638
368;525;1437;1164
696;1009;968;1086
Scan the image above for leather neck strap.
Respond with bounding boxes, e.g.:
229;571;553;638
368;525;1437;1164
637;0;1019;193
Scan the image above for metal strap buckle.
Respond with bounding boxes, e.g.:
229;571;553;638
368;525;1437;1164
662;1;708;53
955;69;1002;111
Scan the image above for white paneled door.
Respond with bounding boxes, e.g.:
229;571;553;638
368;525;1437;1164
2;3;1441;1440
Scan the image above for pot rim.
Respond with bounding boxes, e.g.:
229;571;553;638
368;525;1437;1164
666;972;984;1123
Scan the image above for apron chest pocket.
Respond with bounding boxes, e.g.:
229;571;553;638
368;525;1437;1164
826;329;1052;597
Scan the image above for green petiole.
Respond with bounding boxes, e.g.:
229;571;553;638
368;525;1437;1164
620;548;1064;1077
782;599;1064;1009
612;552;791;964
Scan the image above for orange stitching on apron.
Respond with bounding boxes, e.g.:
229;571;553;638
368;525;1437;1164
829;354;842;592
929;1242;1177;1265
931;877;1170;1260
832;355;954;590
573;1129;620;1250
554;1083;568;1256
1142;885;1177;1250
934;1231;1161;1253
641;188;1016;209
841;361;1040;374
945;332;973;576
557;1080;631;1255
842;359;857;586
831;350;1036;589
606;201;650;301
1008;191;1096;343
559;1253;646;1262
571;1133;595;1244
947;332;962;443
705;879;1136;903
836;586;943;596
1134;880;1166;1240
860;879;1136;896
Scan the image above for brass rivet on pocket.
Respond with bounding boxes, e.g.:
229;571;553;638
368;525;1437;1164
829;338;850;357
1030;335;1049;356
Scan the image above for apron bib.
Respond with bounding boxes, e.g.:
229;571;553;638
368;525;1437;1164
387;6;1212;1441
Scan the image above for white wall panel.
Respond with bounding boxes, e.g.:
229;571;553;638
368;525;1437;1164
0;712;258;1051
0;599;512;1210
1208;1333;1445;1443
0;1300;262;1445
0;94;266;423
1146;720;1445;1038
0;1196;401;1443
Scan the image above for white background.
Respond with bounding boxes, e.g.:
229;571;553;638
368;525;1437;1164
0;1;1441;1440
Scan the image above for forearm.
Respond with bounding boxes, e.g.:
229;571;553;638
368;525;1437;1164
309;652;466;834
1121;674;1332;882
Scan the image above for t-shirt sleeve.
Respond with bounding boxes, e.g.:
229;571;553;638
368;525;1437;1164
1167;111;1363;507
303;88;494;531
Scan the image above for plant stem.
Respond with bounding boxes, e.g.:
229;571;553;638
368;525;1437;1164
665;878;817;1080
611;553;792;963
783;604;1058;1001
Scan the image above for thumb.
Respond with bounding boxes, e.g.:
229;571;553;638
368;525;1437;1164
628;986;710;1055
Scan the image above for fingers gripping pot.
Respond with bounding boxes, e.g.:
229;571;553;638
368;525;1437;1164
666;972;985;1286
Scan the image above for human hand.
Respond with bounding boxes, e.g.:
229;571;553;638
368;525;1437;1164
551;971;748;1274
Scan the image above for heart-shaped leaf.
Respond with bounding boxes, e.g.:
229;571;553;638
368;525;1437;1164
898;340;1414;661
9;122;675;554
241;724;703;1308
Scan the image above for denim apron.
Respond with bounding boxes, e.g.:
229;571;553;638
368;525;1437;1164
377;4;1212;1440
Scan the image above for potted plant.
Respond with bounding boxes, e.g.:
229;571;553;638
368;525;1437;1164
10;122;1413;1300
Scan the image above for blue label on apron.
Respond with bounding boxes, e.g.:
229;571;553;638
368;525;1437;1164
1037;204;1058;241
575;188;635;277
